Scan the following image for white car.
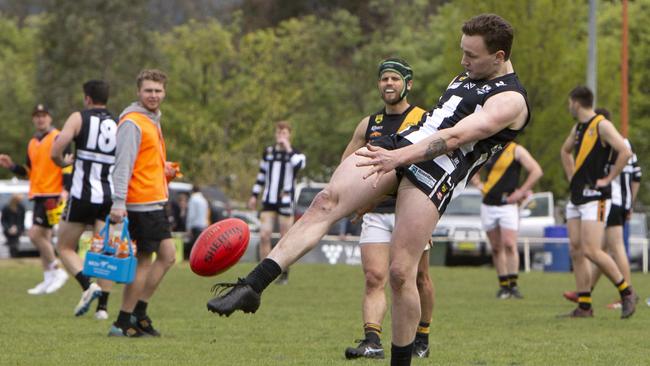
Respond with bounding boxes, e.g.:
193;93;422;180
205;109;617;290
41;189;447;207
433;187;556;265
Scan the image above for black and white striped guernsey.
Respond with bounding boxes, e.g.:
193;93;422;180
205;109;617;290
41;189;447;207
70;108;117;204
610;139;642;210
252;146;306;206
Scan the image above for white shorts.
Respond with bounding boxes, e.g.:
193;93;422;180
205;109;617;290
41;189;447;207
359;212;430;250
565;199;610;222
480;203;519;231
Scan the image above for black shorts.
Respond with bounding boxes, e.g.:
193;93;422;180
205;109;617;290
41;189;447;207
32;196;61;228
61;197;111;225
126;210;172;253
607;204;629;227
262;202;293;216
370;134;457;215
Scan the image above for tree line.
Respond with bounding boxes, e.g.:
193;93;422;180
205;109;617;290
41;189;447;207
0;0;648;205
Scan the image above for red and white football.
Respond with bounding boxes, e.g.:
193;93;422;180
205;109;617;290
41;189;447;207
189;218;250;277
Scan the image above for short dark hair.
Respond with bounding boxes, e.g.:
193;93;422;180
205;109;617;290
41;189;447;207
594;107;611;120
462;14;514;60
137;69;167;89
276;120;291;132
569;86;594;108
83;80;109;104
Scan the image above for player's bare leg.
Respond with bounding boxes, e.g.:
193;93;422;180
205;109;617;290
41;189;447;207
274;214;294;284
413;249;434;358
258;212;275;260
207;148;398;316
502;228;522;298
487;228;509;298
389;179;439;364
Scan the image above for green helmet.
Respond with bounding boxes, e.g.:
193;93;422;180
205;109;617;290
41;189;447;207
377;57;413;100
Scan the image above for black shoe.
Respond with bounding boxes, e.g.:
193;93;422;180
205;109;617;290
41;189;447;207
496;287;511;299
133;315;161;337
344;339;385;359
108;321;146;337
412;339;430;358
621;289;639;319
509;286;524;299
207;278;261;317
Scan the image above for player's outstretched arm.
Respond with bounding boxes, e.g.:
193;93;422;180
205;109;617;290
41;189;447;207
356;91;527;185
51;112;82;167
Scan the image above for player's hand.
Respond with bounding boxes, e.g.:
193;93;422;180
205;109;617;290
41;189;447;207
355;144;399;188
0;154;14;169
62;153;74;167
59;190;69;203
506;188;531;204
595;178;610;189
109;208;127;223
247;196;257;210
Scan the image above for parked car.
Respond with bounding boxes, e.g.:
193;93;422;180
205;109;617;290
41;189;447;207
0;179;35;257
168;181;231;226
433;187;556;265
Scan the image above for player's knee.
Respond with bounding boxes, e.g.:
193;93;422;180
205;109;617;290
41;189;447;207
306;189;337;217
388;265;409;292
364;267;387;291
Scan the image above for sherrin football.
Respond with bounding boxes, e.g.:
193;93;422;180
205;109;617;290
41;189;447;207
189;218;250;277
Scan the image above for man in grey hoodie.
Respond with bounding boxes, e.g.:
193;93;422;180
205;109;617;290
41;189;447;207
108;69;178;337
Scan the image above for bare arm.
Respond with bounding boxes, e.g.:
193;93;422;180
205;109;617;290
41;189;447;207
356;91;528;184
560;126;576;182
51;112;82;167
469;170;483;190
596;120;632;188
506;145;543;203
341;116;369;162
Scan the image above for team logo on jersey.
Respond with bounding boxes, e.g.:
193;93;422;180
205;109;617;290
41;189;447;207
463;82;476;90
495;81;506;87
369;131;382;138
448;82;462;89
458;76;468;81
374;114;383;124
476;85;492;95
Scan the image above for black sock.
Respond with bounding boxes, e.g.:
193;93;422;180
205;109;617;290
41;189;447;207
245;258;282;294
577;292;592;310
498;275;509;289
74;271;91;291
615;279;632;298
363;323;382;345
415;321;430;343
96;291;110;311
117;311;132;326
508;273;518;288
391;343;414;366
133;300;148;319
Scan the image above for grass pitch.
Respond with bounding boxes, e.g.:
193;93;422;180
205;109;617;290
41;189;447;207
1;259;648;365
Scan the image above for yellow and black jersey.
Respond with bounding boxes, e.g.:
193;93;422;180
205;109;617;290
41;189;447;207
481;142;521;205
569;114;612;205
365;105;426;213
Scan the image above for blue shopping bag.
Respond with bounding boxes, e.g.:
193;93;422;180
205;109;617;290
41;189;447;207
82;216;137;284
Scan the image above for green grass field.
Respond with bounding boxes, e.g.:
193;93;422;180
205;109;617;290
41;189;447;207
1;259;648;365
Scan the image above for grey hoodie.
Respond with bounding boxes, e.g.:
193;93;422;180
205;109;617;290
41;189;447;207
111;102;166;212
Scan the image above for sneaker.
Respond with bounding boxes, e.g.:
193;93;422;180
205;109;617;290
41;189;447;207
412;339;430;358
275;272;289;285
509;287;524;299
206;278;261;317
621;290;639;319
45;268;69;294
557;307;594;318
133;315;161;337
108;322;146;337
563;291;578;303
27;272;52;295
94;310;109;320
496;288;511;299
344;339;385;359
74;283;102;316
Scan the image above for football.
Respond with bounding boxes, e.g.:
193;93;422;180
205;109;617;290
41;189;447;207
189;218;250;277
